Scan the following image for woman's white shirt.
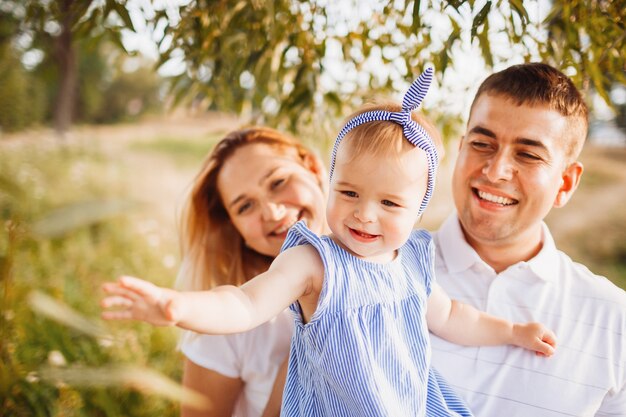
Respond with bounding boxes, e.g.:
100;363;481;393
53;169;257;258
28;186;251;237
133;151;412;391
180;309;294;417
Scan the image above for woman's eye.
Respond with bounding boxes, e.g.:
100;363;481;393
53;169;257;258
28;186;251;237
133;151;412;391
237;201;252;215
341;190;358;198
271;178;285;189
381;199;399;207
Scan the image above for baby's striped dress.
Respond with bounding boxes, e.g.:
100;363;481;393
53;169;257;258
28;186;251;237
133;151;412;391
280;221;471;416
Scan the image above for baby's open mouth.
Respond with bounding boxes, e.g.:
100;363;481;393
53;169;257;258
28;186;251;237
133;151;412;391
349;228;379;239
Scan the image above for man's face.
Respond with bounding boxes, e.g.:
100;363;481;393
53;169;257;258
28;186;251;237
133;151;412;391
452;93;578;251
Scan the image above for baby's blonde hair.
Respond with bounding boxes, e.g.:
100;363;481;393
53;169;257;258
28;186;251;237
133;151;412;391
339;101;444;166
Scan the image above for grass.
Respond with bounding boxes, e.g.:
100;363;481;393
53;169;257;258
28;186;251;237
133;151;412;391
0;141;184;416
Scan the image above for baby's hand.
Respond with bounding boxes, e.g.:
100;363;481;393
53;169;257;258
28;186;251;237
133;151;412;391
513;322;557;357
100;276;184;326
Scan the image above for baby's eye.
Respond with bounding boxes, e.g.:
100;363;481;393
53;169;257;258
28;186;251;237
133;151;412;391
341;190;358;198
381;199;399;207
237;201;253;215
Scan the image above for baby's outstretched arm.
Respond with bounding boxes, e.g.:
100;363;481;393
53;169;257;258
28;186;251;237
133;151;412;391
101;276;181;326
101;277;265;332
426;284;556;356
101;245;322;334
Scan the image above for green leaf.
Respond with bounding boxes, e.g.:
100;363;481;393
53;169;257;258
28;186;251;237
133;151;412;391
28;291;111;339
471;1;491;40
509;0;529;25
31;199;137;239
478;20;493;67
110;1;136;31
411;0;422;33
438;49;449;73
108;28;129;53
446;0;463;11
38;365;211;410
588;59;610;105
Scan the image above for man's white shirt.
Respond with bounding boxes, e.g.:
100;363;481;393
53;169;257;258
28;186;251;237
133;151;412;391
431;214;626;417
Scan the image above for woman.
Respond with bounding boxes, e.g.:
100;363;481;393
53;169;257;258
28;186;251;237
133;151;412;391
176;127;328;417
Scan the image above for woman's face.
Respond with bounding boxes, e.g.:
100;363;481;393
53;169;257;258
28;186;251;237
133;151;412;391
217;143;327;257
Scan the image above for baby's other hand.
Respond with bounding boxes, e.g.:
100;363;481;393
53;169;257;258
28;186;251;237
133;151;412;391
513;322;557;357
100;275;183;326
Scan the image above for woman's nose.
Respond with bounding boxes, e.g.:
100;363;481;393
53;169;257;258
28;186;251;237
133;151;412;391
261;201;285;221
482;152;516;182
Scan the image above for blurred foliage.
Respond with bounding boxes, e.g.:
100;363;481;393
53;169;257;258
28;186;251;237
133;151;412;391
0;0;154;134
557;210;626;291
72;43;163;125
153;0;626;138
0;9;46;132
541;1;625;105
0;142;183;415
128;134;220;167
89;58;163;124
617;102;626;131
0;44;47;132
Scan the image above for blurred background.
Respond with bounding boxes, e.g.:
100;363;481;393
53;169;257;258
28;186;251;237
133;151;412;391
1;0;625;415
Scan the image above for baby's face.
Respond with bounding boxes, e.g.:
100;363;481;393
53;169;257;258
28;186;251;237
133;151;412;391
326;146;429;263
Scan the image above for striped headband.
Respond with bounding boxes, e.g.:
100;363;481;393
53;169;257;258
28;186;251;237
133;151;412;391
328;67;439;215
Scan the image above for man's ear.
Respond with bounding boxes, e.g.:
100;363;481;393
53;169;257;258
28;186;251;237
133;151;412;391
554;161;583;208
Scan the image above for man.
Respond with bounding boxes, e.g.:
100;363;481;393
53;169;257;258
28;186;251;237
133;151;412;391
430;63;626;416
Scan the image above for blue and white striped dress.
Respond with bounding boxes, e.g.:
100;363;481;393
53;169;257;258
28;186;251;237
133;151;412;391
280;221;472;416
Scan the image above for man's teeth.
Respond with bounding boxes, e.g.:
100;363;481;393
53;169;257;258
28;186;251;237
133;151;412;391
478;190;515;205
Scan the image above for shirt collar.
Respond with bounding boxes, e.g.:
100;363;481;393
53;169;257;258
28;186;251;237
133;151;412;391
436;213;559;282
527;222;559;283
436;213;484;274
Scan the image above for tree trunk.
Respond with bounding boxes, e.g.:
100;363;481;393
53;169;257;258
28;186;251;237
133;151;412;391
53;1;76;136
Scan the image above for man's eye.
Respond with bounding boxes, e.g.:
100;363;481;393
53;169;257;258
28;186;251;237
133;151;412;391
470;141;490;149
381;200;399;207
519;152;541;161
237;202;252;215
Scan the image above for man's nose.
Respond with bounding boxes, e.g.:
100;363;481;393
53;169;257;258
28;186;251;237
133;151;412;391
482;151;516;182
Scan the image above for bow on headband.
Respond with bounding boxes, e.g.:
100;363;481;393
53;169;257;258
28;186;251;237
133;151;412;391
328;67;439;215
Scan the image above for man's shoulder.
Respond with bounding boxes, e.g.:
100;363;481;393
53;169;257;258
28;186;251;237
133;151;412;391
557;249;626;306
